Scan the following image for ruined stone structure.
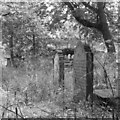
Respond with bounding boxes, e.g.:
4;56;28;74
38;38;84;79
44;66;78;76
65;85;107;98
54;43;93;103
53;52;64;87
73;41;93;103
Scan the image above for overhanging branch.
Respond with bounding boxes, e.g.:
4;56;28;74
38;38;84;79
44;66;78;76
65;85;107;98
82;2;98;13
75;16;98;28
64;2;99;30
64;2;74;10
71;2;79;8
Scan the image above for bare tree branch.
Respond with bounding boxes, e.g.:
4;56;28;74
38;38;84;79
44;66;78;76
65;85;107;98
64;2;115;52
103;2;106;9
82;2;98;13
64;2;74;10
64;2;99;29
74;16;98;28
71;2;79;8
2;12;11;16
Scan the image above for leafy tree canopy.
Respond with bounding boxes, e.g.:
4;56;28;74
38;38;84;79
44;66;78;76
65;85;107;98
1;1;119;66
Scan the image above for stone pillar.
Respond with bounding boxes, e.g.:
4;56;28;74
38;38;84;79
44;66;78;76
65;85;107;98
73;41;86;103
116;42;120;116
85;45;93;102
117;3;120;117
73;41;93;103
59;52;64;87
54;53;59;80
0;17;2;87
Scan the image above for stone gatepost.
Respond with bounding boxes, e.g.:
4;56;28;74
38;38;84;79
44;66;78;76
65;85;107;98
73;41;93;103
58;52;64;87
53;51;64;88
54;53;59;81
115;42;120;116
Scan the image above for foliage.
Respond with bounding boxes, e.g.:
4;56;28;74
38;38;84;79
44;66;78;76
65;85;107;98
35;2;119;52
2;2;119;60
2;2;56;67
0;1;119;119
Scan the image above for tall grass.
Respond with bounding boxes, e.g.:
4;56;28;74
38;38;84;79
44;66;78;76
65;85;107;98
1;57;74;107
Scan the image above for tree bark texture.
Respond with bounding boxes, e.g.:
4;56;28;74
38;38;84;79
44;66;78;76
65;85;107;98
97;2;115;53
9;30;14;66
64;2;115;53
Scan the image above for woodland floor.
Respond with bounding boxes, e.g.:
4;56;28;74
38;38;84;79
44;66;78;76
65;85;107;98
0;65;114;119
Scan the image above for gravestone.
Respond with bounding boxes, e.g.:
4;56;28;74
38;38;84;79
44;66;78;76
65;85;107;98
73;41;93;103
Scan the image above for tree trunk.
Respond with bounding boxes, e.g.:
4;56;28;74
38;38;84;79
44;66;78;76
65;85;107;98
64;2;115;53
59;53;64;87
33;33;36;56
0;19;2;86
9;31;14;66
97;2;115;53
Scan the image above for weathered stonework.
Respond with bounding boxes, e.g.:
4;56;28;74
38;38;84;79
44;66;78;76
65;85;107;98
73;41;93;103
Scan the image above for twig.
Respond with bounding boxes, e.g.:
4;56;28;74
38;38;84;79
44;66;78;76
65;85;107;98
94;56;115;97
16;103;24;118
32;106;57;117
0;104;25;119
